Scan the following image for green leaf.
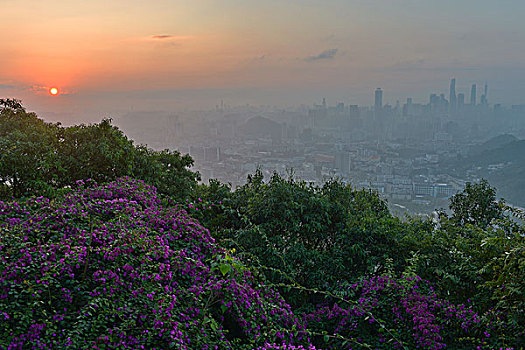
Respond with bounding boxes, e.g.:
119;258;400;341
219;263;231;276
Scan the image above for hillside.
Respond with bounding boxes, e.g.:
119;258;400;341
2;176;522;349
446;136;525;206
1;105;523;349
468;133;518;156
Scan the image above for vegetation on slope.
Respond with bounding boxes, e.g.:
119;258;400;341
0;178;308;349
445;133;525;207
0;99;198;201
1;101;524;349
191;172;524;349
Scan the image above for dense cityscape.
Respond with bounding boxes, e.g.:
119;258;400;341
115;78;525;215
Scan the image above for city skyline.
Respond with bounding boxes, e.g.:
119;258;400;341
2;0;525;120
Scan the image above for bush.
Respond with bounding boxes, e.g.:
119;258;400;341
0;177;307;349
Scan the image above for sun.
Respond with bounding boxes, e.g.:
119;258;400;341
49;87;59;96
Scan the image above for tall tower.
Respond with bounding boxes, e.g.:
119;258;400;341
449;78;457;113
470;84;477;106
481;82;488;105
458;93;465;110
375;88;383;111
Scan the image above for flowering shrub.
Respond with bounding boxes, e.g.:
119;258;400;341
304;275;494;349
257;344;318;350
0;177;306;349
0;176;516;349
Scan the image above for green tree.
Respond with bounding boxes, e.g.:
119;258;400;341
0;106;59;197
55;119;136;185
0;98;24;112
449;179;503;228
197;171;407;307
0;101;199;201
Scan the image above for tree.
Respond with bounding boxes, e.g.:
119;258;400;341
0;98;24;113
0;105;58;197
0;101;199;201
199;171;406;300
449;179;503;228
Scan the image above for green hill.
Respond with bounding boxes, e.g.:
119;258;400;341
448;136;525;206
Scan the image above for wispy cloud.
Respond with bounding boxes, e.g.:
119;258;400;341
151;35;190;40
0;84;14;89
152;35;174;39
244;55;267;64
304;48;338;62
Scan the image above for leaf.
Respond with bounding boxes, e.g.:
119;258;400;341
219;263;231;276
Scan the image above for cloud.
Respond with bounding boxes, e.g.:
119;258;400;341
151;35;190;40
152;35;174;40
0;84;14;89
304;48;338;62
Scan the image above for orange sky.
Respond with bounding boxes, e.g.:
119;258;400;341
2;0;525;119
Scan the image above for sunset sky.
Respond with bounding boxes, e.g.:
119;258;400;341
2;0;525;120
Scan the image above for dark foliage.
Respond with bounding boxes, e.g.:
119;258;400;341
0;103;199;201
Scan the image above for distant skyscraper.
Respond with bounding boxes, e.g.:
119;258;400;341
470;84;477;105
458;93;465;110
481;82;488;105
449;78;457;113
375;88;383;111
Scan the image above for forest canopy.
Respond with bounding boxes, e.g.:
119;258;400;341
0;99;198;201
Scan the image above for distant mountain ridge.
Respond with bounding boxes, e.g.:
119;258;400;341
449;134;525;206
469;134;518;156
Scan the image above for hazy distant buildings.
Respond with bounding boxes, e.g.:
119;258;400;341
413;183;455;198
481;83;488;105
449;78;457;114
457;93;465;110
308;100;362;131
204;147;221;162
335;152;351;174
375;88;383;112
471;84;477;106
429;93;448;114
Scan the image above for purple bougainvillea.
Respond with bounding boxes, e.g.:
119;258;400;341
0;177;305;349
0;177;503;349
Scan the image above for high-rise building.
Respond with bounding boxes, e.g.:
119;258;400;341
481;82;488;105
449;78;457;113
458;93;465;110
375;88;383;111
470;84;477;105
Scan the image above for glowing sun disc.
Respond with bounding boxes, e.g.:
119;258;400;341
49;87;59;95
